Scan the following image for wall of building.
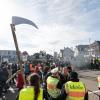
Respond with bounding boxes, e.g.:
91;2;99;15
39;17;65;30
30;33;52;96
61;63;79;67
60;47;74;62
0;50;17;63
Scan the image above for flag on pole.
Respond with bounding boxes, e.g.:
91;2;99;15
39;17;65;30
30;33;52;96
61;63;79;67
12;16;38;29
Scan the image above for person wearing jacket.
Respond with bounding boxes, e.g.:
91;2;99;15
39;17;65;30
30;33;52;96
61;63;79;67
24;61;30;76
16;73;47;100
61;71;88;100
46;67;62;100
60;67;70;85
16;70;24;92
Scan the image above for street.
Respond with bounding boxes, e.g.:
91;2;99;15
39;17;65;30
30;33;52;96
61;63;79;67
78;70;100;100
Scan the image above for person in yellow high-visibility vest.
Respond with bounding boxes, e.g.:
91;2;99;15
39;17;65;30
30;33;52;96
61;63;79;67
60;71;88;100
46;67;62;100
16;73;47;100
97;76;100;89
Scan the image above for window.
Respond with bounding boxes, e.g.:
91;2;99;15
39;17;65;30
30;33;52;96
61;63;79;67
8;51;10;54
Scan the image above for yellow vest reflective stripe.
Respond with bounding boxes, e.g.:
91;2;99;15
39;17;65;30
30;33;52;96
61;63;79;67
47;76;61;98
97;76;100;88
68;91;85;97
19;87;43;100
65;81;86;100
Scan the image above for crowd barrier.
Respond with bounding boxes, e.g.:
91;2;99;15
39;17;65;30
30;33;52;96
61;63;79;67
88;90;100;100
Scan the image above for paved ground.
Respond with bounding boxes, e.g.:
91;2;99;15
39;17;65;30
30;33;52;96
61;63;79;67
5;85;18;100
5;69;100;100
78;70;100;100
78;69;100;78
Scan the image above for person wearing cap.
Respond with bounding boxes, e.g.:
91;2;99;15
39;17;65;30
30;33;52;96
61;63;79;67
61;71;88;100
46;67;62;100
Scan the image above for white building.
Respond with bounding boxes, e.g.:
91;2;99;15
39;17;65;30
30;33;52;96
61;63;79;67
0;50;17;63
21;51;29;62
54;52;58;58
60;47;74;62
84;41;100;58
73;45;90;67
74;45;89;57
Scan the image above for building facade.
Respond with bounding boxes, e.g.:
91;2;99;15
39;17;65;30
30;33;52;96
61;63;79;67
85;41;100;58
0;50;17;63
74;45;89;57
60;47;74;62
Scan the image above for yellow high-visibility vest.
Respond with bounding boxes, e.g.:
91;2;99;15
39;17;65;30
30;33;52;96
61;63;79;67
19;86;43;100
47;76;61;98
97;76;100;88
65;81;86;100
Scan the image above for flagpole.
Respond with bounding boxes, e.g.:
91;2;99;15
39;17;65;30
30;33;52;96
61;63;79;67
10;24;26;86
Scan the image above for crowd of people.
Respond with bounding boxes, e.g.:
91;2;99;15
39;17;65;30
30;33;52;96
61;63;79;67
0;61;88;100
90;59;100;70
0;62;18;99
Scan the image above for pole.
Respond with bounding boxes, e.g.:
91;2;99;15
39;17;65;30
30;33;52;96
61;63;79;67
88;89;100;97
10;24;26;85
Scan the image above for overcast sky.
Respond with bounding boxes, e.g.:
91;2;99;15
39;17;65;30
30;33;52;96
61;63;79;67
0;0;100;55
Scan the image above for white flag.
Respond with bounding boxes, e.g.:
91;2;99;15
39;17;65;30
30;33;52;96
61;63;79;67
12;16;38;29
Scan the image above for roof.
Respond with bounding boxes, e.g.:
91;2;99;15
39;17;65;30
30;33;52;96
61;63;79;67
90;41;100;49
95;41;100;45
